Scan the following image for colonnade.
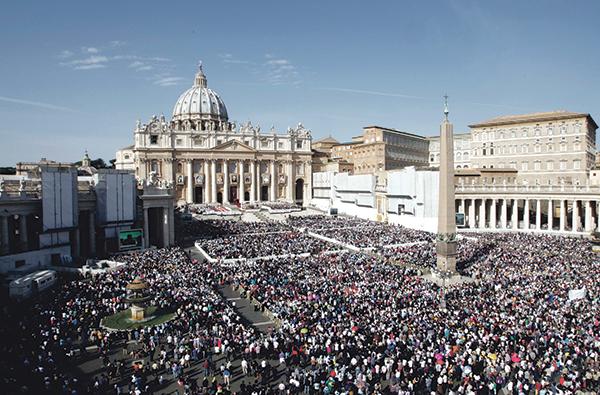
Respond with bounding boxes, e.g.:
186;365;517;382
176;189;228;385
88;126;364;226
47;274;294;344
457;197;600;233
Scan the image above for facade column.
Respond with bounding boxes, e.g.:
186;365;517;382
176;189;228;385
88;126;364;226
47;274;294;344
490;199;497;229
18;214;28;250
512;199;519;230
523;199;530;230
572;200;580;232
203;161;210;204
0;215;8;254
547;199;553;231
597;201;600;231
303;161;312;205
468;199;476;229
89;211;96;256
210;160;217;203
286;161;294;202
584;200;593;232
143;208;149;248
223;160;229;204
478;199;486;228
270;160;277;201
255;160;262;202
162;207;170;247
250;160;256;202
238;160;244;203
186;160;194;203
535;199;541;231
559;200;566;232
459;199;465;214
74;228;80;257
164;158;174;182
500;199;508;229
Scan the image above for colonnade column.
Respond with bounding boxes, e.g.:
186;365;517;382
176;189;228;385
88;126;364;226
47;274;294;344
490;199;497;229
559;200;566;232
500;199;508;229
186;160;194;204
523;199;530;230
584;200;593;232
0;216;8;254
459;199;465;215
210;160;217;203
18;215;28;250
478;199;486;228
89;211;96;256
238;160;244;203
143;208;149;248
270;160;276;202
250;160;256;202
572;200;580;233
535;200;541;231
223;160;229;204
547;199;553;231
512;199;519;230
203;161;211;204
468;199;476;229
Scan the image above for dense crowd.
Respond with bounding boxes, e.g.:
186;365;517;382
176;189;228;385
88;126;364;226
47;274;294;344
213;233;600;393
381;236;495;273
198;232;335;260
286;215;373;230
314;224;434;249
1;248;264;394
2;215;600;394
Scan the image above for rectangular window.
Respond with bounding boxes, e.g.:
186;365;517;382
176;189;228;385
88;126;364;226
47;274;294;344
150;135;158;144
573;160;581;170
296;141;303;149
547;161;554;170
559;161;567;170
534;161;541;170
521;162;528;171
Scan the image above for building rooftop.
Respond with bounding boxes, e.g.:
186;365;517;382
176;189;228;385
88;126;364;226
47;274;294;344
363;125;427;140
313;136;339;144
469;110;598;129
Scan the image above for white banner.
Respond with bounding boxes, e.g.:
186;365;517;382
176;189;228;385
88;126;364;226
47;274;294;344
568;288;586;301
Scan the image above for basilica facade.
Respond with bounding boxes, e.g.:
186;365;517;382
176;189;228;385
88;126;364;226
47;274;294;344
116;64;313;205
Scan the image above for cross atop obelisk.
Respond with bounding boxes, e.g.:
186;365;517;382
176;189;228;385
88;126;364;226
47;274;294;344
436;95;457;274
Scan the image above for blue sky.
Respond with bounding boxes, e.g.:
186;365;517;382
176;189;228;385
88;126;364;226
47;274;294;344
1;1;599;165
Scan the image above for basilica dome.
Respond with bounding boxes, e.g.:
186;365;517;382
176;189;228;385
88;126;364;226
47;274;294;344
172;64;228;123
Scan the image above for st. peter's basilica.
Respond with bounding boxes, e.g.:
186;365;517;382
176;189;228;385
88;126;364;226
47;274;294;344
115;63;313;205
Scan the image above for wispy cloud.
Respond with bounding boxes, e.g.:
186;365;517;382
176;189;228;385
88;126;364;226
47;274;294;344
321;87;428;100
153;76;184;87
57;42;175;84
109;40;126;47
218;53;302;85
61;55;109;70
0;95;75;112
321;87;533;111
263;55;301;85
219;53;252;65
129;61;153;71
58;49;74;59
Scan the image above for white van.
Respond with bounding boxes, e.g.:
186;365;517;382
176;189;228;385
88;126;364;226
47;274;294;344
9;270;57;300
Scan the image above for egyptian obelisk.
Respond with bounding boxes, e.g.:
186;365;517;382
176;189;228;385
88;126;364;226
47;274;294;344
436;96;457;274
